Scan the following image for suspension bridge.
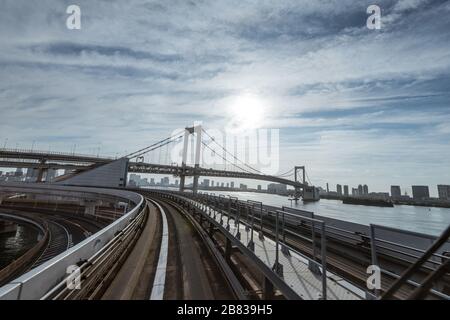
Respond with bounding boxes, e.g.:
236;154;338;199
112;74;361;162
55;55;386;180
0;125;320;200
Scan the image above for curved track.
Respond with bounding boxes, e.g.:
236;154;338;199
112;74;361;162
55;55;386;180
157;199;234;300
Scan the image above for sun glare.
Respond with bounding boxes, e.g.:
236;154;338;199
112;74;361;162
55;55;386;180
228;93;267;132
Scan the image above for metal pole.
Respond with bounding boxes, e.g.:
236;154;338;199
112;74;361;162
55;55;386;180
235;203;241;240
369;224;380;298
321;223;327;300
272;211;283;278
259;203;264;240
281;210;290;255
226;196;231;231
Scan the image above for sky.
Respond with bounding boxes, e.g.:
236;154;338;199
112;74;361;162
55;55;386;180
0;0;449;195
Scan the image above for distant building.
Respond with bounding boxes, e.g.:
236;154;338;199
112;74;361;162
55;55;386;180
363;185;369;195
14;168;23;177
358;185;363;196
226;183;229;188
352;188;358;196
239;183;248;190
257;185;262;191
267;183;287;195
150;178;155;185
161;177;169;186
202;179;210;187
343;185;349;196
391;186;401;199
326;183;329;193
174;179;179;186
230;182;234;188
336;184;342;196
437;185;450;200
412;186;430;200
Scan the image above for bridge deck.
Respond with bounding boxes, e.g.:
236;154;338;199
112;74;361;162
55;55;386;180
187;199;364;300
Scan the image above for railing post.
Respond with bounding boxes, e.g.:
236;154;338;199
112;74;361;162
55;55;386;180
235;203;241;240
226;197;231;231
247;205;255;252
259;203;264;240
321;222;327;300
272;211;283;278
369;224;380;298
281;210;290;256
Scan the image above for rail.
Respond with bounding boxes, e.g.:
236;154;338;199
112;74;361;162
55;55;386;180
0;214;49;285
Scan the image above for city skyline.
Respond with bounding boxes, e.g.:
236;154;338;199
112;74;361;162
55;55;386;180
1;1;450;194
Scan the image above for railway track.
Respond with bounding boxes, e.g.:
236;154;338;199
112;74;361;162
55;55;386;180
31;219;70;268
150;197;237;300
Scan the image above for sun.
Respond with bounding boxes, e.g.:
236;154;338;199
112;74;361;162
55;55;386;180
227;93;267;132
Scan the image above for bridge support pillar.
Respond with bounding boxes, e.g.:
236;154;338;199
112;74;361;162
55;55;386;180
192;165;200;194
179;175;186;192
36;168;46;183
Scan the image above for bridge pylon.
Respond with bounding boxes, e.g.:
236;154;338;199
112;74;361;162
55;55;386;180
294;166;307;201
179;124;202;193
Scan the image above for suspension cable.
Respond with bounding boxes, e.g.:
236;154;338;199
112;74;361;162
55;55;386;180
125;131;184;159
202;128;263;174
201;141;255;174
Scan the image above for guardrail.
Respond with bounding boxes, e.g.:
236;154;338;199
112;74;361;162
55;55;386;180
0;184;145;300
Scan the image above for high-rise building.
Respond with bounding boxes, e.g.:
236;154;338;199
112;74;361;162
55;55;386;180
363;184;369;195
202;179;210;187
343;185;349;196
352;188;358;196
412;186;430;199
437;185;450;200
391;186;401;199
257;185;262;191
336;184;342;196
230;182;234;188
358;185;363;196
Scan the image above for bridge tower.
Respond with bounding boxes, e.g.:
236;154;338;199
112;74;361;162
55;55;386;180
294;166;307;200
179;124;202;193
